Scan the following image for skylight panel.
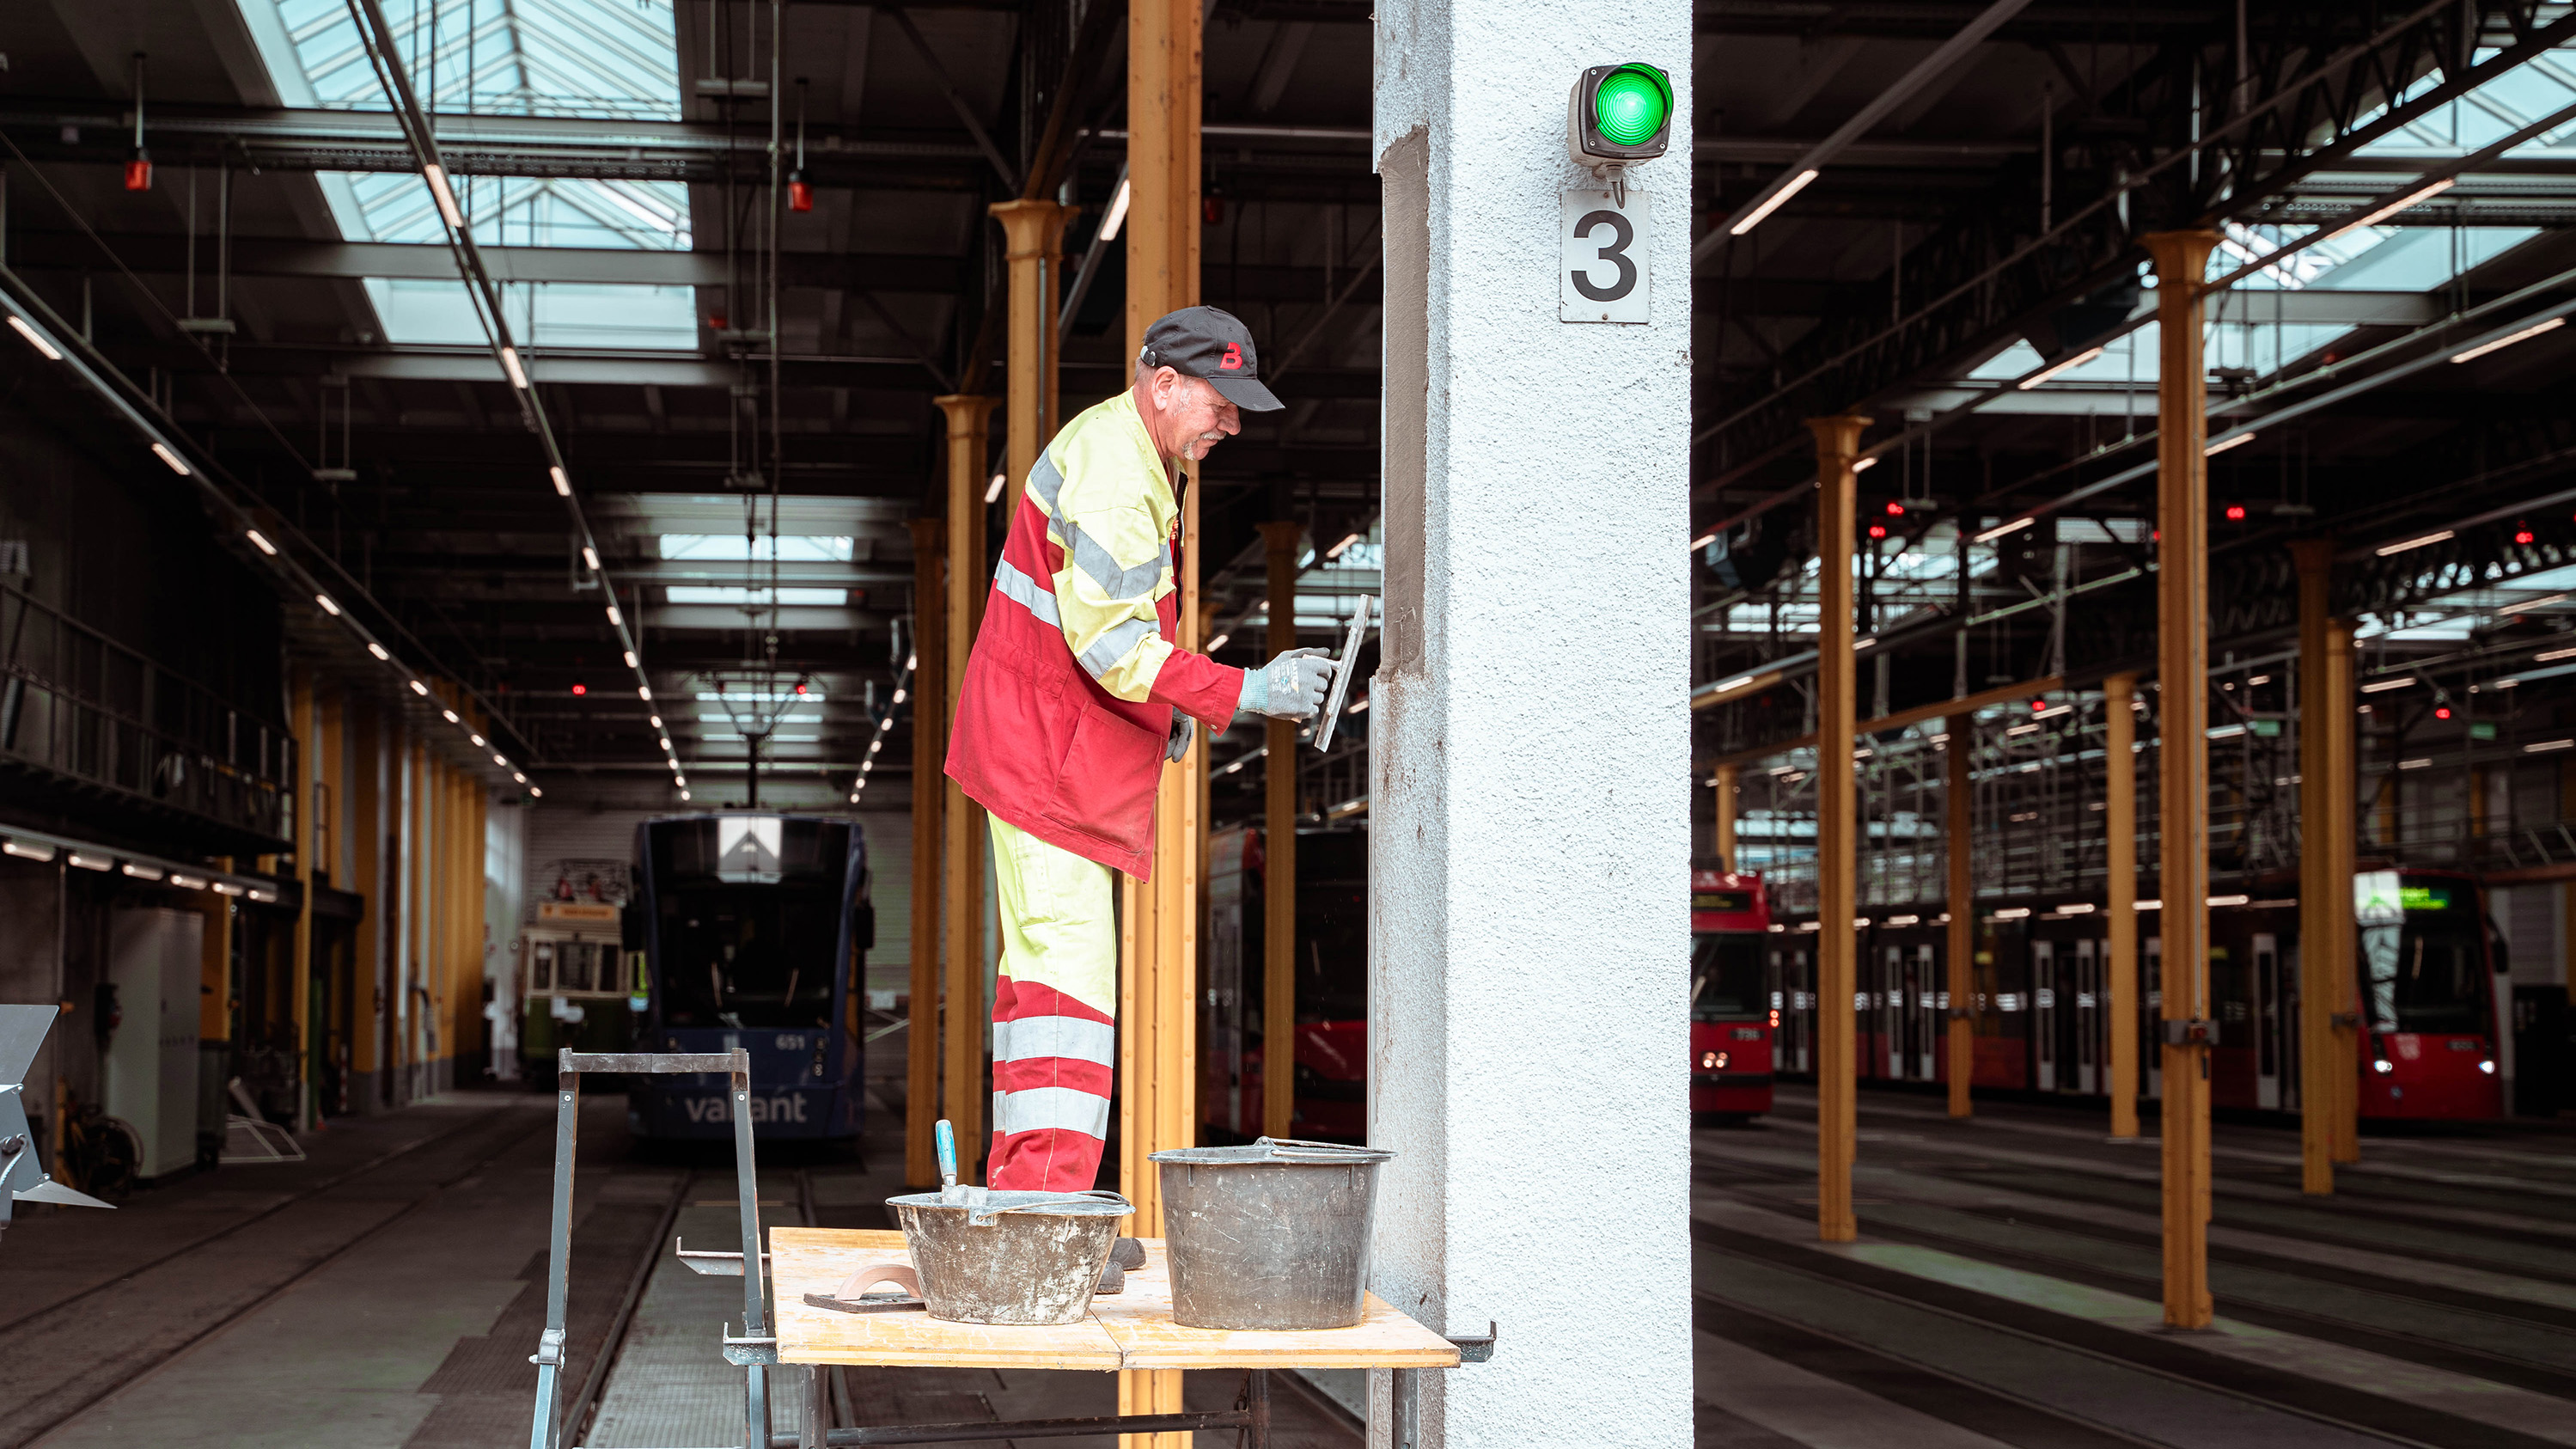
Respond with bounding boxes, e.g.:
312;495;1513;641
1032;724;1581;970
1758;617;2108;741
660;535;858;562
667;587;852;607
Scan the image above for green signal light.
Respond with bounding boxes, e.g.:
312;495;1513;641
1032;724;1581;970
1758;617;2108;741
1593;66;1670;148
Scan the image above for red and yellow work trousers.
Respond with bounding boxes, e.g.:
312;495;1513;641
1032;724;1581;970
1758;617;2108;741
985;814;1118;1190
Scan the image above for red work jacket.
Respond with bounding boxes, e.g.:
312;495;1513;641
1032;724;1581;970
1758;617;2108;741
945;394;1243;879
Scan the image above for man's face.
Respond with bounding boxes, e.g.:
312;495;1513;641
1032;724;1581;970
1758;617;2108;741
1144;367;1242;462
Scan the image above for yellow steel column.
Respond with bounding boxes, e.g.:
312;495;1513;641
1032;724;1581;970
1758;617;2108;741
1125;0;1199;1432
1807;413;1868;1244
907;517;948;1187
935;394;996;1178
2323;618;2361;1165
290;669;317;1128
2145;228;2219;1331
2106;672;2141;1140
1714;764;1740;874
1259;521;1302;1140
1944;713;1973;1119
2292;540;2338;1192
990;200;1071;517
351;701;382;1106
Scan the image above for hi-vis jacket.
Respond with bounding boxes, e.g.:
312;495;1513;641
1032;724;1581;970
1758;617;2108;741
946;391;1243;879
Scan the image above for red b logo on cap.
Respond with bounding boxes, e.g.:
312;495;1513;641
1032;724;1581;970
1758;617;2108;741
1219;343;1243;370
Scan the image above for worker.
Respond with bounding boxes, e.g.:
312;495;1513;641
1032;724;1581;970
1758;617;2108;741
948;306;1336;1191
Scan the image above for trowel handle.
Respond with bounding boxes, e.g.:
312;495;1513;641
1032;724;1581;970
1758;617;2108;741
935;1118;958;1186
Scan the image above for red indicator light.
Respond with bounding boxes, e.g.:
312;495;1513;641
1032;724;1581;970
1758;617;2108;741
2030;699;2048;713
788;173;813;212
2435;706;2452;719
1885;500;1906;517
571;683;587;696
2516;520;2536;544
1867;524;1888;539
125;156;153;192
2225;504;2246;521
795;682;809;695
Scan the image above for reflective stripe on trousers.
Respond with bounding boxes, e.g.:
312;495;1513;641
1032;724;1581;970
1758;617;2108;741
985;813;1118;1191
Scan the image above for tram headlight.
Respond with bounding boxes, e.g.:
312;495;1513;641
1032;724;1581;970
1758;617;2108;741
2372;1058;2395;1074
2478;1059;2496;1074
1700;1050;1728;1071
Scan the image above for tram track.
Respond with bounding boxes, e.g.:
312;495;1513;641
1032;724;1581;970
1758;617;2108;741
0;1102;513;1339
7;1102;557;1449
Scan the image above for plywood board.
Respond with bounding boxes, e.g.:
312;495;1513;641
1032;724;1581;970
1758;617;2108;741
769;1230;1459;1372
769;1227;1122;1370
1089;1241;1462;1369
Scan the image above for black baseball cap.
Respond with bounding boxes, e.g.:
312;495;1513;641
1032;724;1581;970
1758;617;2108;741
1139;306;1284;412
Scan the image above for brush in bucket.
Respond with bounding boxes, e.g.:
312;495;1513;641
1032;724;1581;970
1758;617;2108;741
889;1119;1132;1325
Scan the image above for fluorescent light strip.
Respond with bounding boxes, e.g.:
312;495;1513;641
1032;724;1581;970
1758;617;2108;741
154;443;192;476
551;466;571;497
2321;176;2454;244
1099;177;1132;241
8;315;62;360
623;651;639;669
500;345;529;389
2536;645;2576;663
410;680;430;696
2016;345;2105;391
2358;677;2415;693
2204;431;2256;456
2503;592;2568;614
606;604;623;627
2451;315;2566;364
245;528;277;554
422;164;464;229
2527;737;2574;753
1974;515;2036;544
582;545;601;572
368;643;392;661
2398;757;2433;770
2375;529;2453;557
1850;456;1878;474
315;593;341;616
1730;168;1818;236
442;709;461;724
984;472;1006;504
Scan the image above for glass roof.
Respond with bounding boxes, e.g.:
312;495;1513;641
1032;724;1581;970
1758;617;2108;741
1963;38;2576;394
241;0;694;349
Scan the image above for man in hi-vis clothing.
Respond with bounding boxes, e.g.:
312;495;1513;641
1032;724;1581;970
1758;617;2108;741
947;306;1336;1191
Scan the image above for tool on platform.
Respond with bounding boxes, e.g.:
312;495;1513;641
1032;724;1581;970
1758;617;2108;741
935;1117;961;1202
1313;594;1372;754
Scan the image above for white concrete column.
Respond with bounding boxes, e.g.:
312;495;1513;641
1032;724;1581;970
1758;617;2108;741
1369;6;1694;1446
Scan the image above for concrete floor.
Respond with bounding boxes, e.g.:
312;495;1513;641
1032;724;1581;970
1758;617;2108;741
2;1069;1361;1449
1691;1085;2576;1448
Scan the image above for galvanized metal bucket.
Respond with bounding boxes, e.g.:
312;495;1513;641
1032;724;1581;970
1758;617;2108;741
1151;1138;1395;1330
888;1189;1132;1325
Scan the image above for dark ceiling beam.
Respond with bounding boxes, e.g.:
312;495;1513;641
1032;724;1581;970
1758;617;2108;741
1692;3;2219;39
3;229;968;293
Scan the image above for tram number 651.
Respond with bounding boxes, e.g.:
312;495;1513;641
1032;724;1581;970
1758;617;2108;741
1560;188;1651;325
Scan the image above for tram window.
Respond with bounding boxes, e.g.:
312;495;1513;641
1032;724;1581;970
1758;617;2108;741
1692;933;1766;1020
657;886;841;1028
2359;917;2485;1033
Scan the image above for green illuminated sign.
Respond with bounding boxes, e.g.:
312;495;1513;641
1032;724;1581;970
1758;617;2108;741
1568;63;1675;163
1594;67;1670;147
2398;885;2451;911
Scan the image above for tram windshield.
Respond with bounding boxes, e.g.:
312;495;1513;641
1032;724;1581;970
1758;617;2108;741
656;885;843;1028
1692;932;1767;1021
2358;917;2486;1034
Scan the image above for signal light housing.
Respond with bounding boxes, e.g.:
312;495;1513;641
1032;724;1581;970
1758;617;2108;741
1567;63;1675;165
2225;504;2246;522
787;170;813;212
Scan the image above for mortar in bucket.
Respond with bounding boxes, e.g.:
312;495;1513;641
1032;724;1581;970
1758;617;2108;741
887;1189;1132;1325
1151;1137;1395;1330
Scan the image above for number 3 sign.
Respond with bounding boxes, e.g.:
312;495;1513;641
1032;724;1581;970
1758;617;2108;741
1560;187;1651;324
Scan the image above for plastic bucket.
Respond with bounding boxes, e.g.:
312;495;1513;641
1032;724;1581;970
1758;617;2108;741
1151;1138;1395;1330
888;1189;1132;1325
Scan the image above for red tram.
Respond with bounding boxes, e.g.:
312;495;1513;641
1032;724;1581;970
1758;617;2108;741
1772;866;2505;1122
1692;870;1776;1118
1199;828;1370;1143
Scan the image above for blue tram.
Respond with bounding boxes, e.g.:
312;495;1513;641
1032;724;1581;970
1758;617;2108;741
627;813;870;1140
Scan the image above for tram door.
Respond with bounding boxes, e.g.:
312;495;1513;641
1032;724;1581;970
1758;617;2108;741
2074;938;2102;1095
1881;945;1905;1078
2254;932;2292;1110
1772;946;1813;1073
2144;935;2164;1099
2032;939;2059;1091
1908;945;1938;1079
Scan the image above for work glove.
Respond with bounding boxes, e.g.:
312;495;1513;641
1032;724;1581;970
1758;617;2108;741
1166;712;1194;762
1238;647;1337;720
